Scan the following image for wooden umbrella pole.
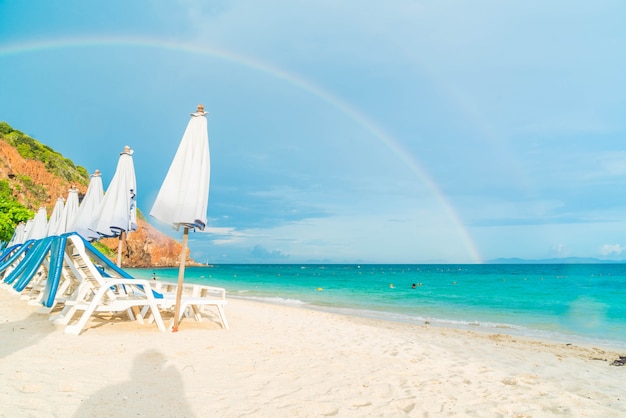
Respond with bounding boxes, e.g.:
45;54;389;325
172;227;189;332
116;231;124;267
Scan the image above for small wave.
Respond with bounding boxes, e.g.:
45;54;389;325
434;318;521;330
236;295;308;306
303;306;626;349
302;306;528;334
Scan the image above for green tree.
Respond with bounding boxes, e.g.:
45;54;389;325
0;180;33;242
0;121;12;135
0;203;33;243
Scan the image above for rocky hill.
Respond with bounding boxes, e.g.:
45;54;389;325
98;215;191;268
0;121;193;267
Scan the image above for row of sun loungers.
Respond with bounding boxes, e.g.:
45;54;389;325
0;233;228;335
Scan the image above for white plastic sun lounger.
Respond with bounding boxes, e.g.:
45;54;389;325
59;234;227;331
62;276;166;335
51;234;166;335
151;281;229;330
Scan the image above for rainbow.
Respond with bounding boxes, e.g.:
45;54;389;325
0;36;482;262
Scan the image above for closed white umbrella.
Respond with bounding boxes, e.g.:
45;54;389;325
91;147;137;266
150;104;211;332
72;170;105;240
8;222;26;246
47;197;65;237
22;219;33;242
56;186;80;234
26;207;48;240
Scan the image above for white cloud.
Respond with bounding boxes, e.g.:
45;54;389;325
198;226;248;245
600;244;624;257
551;243;569;257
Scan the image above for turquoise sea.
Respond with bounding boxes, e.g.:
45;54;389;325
128;264;626;349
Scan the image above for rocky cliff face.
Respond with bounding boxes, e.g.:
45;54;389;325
0;140;79;208
99;219;194;268
0;138;193;267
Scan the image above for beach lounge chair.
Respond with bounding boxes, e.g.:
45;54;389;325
30;234;92;311
151;281;229;330
49;234;166;335
1;236;76;309
61;275;166;335
0;239;35;284
65;234;229;330
59;234;227;331
0;243;22;265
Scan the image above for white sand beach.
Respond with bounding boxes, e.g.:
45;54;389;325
1;288;625;417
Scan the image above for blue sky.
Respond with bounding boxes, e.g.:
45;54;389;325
1;1;625;263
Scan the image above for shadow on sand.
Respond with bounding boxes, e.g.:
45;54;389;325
75;349;195;418
0;312;55;359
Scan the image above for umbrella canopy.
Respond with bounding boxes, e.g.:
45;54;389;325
91;147;137;238
72;170;105;241
26;207;48;240
150;104;211;332
150;105;210;230
47;197;65;237
8;222;26;246
56;186;80;235
22;219;33;242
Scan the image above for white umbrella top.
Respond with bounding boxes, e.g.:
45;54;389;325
57;186;80;235
46;197;65;237
150;105;210;231
72;170;105;240
26;207;48;240
8;222;26;246
22;219;33;242
91;147;137;238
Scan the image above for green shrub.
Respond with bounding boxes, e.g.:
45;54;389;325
0;121;89;186
92;241;115;257
0;193;33;242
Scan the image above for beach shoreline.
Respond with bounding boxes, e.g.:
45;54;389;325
136;263;626;351
1;288;625;417
231;294;626;353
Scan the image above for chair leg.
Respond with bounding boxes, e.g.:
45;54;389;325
149;302;166;332
217;305;229;330
53;304;78;325
131;306;145;324
64;303;97;335
191;305;202;322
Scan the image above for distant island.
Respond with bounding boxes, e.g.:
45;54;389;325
487;257;626;264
